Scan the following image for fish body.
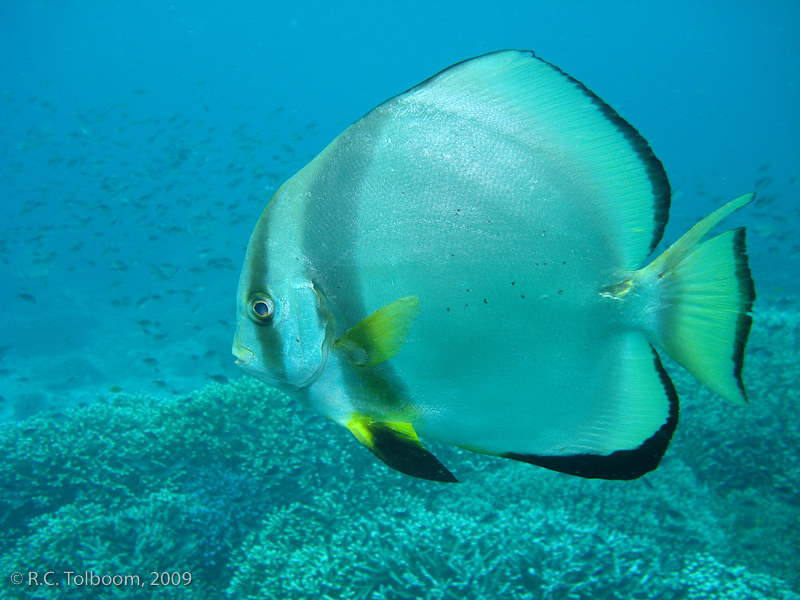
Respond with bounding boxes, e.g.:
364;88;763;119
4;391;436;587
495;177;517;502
233;51;755;482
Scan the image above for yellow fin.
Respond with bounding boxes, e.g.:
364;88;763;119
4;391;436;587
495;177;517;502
642;194;756;406
346;414;457;482
649;193;755;274
334;295;420;367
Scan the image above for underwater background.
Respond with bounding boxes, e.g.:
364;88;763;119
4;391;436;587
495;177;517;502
1;1;798;598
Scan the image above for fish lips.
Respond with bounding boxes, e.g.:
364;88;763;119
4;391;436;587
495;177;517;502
232;342;255;366
232;341;326;392
232;314;332;393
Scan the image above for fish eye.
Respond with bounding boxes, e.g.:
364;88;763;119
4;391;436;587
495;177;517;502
248;293;274;323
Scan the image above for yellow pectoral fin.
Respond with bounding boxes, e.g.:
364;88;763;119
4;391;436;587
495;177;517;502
334;295;420;367
346;415;458;483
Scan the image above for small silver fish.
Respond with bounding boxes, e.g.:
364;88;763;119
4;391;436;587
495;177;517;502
233;51;755;482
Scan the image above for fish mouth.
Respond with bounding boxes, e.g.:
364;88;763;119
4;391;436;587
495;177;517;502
231;341;321;393
232;343;254;366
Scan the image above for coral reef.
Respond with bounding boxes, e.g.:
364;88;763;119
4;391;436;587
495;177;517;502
1;307;798;599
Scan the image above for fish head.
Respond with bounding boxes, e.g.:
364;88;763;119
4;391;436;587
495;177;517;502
233;275;335;393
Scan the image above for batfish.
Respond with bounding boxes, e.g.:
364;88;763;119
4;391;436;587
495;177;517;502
233;50;755;482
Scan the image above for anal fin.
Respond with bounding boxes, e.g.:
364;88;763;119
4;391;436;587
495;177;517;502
505;336;679;480
346;416;458;483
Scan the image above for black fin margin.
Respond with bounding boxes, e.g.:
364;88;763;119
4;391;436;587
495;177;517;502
732;227;755;402
364;422;459;483
536;55;671;255
506;347;679;480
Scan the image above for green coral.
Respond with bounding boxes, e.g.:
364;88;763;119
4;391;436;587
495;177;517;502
225;454;799;599
0;378;331;598
226;488;681;599
680;553;799;600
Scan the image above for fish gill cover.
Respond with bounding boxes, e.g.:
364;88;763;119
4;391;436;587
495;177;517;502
0;1;799;599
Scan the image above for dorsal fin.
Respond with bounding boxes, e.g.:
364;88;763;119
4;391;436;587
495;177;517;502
391;50;671;268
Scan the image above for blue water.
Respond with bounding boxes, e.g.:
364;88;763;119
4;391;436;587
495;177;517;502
1;2;798;598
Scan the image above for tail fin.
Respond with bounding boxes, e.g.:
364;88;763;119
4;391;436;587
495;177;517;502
642;193;756;405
